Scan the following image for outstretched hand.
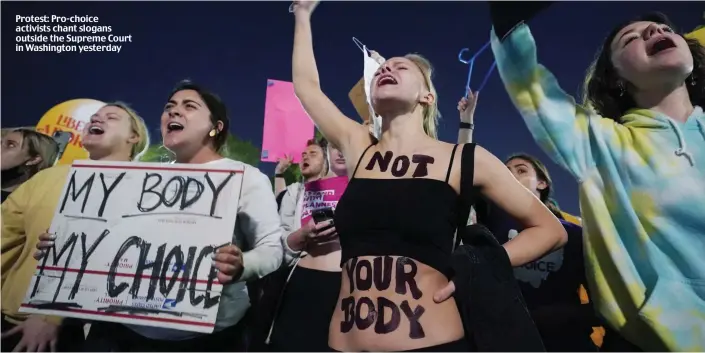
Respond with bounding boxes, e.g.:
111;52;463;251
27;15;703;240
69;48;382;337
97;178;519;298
291;0;319;17
275;155;293;174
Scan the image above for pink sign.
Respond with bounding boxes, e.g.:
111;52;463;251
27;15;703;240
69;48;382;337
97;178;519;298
261;79;315;163
301;176;349;226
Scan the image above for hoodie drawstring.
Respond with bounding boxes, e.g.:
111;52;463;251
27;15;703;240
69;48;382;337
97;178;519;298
265;255;302;344
667;119;695;167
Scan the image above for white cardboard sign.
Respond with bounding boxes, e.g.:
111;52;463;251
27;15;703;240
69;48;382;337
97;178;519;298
19;160;244;333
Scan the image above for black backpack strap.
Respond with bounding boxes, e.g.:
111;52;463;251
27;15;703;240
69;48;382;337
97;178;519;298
455;143;477;247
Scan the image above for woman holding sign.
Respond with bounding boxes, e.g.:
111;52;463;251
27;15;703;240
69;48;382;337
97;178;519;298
4;102;150;352
490;2;705;351
69;80;284;351
291;1;567;351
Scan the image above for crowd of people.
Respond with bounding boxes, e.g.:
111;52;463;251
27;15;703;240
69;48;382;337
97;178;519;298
2;1;704;352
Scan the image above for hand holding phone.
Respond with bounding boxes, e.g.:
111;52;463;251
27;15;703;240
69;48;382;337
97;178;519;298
312;207;335;224
309;207;336;243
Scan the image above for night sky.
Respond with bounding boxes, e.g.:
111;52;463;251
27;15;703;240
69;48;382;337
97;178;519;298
2;1;700;214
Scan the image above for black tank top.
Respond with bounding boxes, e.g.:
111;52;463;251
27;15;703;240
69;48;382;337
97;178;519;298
335;143;477;277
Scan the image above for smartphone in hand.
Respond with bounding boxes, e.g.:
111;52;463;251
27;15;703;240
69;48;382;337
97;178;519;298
312;207;335;224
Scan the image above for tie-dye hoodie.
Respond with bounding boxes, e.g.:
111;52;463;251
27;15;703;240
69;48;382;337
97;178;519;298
491;23;705;351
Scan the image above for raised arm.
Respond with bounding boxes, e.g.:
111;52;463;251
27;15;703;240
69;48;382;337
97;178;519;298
489;2;614;180
291;1;368;153
273;156;292;195
474;146;567;266
456;91;478;144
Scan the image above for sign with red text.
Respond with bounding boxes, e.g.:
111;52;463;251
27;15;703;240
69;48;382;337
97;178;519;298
35;99;106;165
20;160;244;333
301;176;349;226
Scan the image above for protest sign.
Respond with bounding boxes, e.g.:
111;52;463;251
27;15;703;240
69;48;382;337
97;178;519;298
35;99;105;165
20;160;244;333
349;78;371;123
301;176;349;226
261;79;314;164
686;27;704;45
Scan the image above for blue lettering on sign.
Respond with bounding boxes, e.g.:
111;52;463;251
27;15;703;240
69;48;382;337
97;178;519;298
162;299;177;309
171;263;187;272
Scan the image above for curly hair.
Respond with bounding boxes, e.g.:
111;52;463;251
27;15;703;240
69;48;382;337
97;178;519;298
583;12;705;121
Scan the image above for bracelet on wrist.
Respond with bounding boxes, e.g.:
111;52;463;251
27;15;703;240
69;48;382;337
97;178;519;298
275;173;285;178
459;122;474;129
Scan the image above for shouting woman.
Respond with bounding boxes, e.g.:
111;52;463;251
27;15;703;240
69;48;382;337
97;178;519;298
490;2;705;351
291;1;567;351
37;82;285;352
4;102;150;352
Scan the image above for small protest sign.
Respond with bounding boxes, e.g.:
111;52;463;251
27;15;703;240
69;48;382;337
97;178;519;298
262;79;315;164
35;99;106;165
301;176;349;226
349;78;372;123
20;160;244;333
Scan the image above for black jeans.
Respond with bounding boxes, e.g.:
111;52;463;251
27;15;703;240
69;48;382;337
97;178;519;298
1;315;85;352
83;318;248;352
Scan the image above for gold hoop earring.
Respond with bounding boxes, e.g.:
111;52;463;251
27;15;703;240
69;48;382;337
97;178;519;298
209;129;217;137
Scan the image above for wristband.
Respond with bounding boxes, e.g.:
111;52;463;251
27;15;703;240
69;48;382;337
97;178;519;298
459;122;474;129
275;173;285;178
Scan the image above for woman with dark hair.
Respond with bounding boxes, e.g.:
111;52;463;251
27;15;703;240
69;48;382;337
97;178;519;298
74;81;284;351
1;129;59;203
457;97;600;351
292;1;567;351
475;154;601;352
489;3;705;351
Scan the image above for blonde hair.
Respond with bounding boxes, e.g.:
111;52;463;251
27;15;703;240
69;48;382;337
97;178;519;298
5;128;59;176
103;102;150;160
405;54;440;139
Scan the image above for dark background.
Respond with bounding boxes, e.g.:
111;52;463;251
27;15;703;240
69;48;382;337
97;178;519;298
1;1;700;214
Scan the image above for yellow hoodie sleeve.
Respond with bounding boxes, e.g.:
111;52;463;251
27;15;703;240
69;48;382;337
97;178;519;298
1;173;65;326
1;182;29;285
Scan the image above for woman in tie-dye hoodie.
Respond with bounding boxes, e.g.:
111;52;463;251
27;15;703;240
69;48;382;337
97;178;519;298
489;5;705;352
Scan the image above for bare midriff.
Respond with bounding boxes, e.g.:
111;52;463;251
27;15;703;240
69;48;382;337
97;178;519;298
298;239;342;272
328;255;464;351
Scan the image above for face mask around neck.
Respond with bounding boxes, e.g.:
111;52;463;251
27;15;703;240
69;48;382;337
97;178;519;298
356;37;384;139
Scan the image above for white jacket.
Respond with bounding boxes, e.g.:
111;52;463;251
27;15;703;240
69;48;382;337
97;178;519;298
127;158;284;340
278;182;305;266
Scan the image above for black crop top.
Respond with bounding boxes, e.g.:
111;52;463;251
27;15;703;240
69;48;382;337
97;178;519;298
335;143;477;277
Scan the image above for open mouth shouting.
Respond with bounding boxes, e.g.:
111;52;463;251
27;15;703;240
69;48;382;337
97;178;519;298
647;36;677;56
87;125;105;135
377;74;398;87
166;121;185;134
